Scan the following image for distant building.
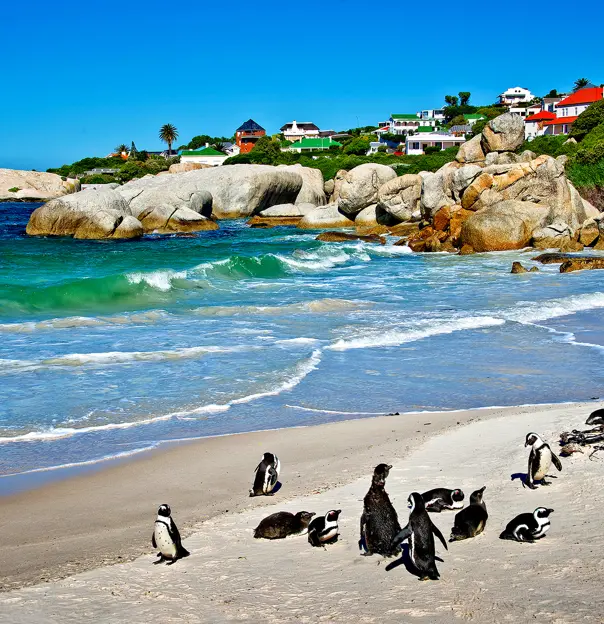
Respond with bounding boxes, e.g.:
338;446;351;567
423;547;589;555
180;144;228;166
235;119;266;154
542;95;566;113
524;110;557;139
287;137;342;153
463;113;486;125
222;142;240;157
405;132;466;156
450;124;472;136
499;86;536;106
417;109;446;123
280;121;321;142
543;87;604;136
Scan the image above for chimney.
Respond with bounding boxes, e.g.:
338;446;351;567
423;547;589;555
205;142;210;148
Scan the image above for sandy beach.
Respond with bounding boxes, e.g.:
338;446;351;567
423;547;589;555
1;401;603;622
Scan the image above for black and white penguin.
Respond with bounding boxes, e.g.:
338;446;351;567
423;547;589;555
421;488;465;513
254;511;315;539
359;463;401;557
499;507;554;542
391;492;448;581
152;504;190;564
586;408;604;427
249;452;281;497
449;486;488;542
308;509;341;547
525;432;562;489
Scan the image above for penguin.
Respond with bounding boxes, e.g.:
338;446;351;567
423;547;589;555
499;507;554;542
525;432;562;489
586;408;604;427
249;452;281;497
391;492;448;581
308;510;341;547
254;511;315;539
359;463;401;557
152;504;190;564
449;486;488;542
421;488;465;513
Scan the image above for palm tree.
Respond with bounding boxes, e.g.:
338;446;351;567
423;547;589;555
574;78;590;92
114;143;128;155
159;124;179;156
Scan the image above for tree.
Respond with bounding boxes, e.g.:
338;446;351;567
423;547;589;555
444;95;459;107
342;136;371;155
159;124;179;156
574;78;590;91
250;135;282;163
449;114;466;127
545;89;558;98
114;143;128;154
459;91;471;106
569;99;604;141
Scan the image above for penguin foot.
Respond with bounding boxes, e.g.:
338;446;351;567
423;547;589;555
541;480;552;486
524;481;537;490
166;559;178;566
153;557;165;565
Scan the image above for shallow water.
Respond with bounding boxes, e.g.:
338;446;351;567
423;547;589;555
1;202;604;487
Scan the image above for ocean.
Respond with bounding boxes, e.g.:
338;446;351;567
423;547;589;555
1;202;604;493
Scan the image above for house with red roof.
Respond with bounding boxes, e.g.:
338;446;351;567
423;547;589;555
524;110;557;139
544;87;603;136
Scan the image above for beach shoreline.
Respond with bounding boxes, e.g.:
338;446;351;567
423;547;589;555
0;400;596;596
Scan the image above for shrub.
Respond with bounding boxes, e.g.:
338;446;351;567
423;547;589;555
566;160;604;189
8;187;19;193
79;174;117;184
574;142;604;165
519;135;577;158
569;100;604;142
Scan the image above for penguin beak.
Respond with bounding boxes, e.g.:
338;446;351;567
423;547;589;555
548;508;554;514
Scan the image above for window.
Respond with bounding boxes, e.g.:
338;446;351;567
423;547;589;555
412;142;420;150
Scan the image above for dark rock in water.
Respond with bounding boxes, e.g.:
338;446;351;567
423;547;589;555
560;258;604;273
316;232;386;245
459;244;475;255
248;216;302;228
511;262;529;274
532;253;593;264
529;266;540;272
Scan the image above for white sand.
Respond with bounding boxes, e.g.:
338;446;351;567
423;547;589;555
1;403;603;623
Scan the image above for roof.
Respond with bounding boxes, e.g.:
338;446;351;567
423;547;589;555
450;125;472;133
236;119;265;132
181;147;225;156
556;87;603;107
417;126;434;133
464;114;485;120
391;114;418;120
544;116;579;126
525;110;557;122
280;122;320;131
406;132;465;141
289;137;342;149
374;126;390;132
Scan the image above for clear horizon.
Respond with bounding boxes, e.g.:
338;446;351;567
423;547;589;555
1;0;602;171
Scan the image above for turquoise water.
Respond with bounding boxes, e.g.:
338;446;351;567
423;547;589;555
2;202;604;490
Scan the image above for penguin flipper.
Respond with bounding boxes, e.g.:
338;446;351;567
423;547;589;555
431;521;448;551
308;529;320;547
551;452;563;472
391;524;412;548
152;532;157;549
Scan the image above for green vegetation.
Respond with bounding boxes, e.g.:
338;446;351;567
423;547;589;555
179;134;232;151
569;100;604;141
8;187;19;193
158;123;178;156
342;136;372;155
114;144;128;154
574;77;590;92
519;135;577;158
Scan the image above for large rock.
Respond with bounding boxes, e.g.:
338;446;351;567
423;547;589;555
560;258;604;273
26;188;143;239
354;204;380;228
279;164;326;206
337;163;397;217
451;165;482;201
120;164;303;219
481;113;525;153
419;171;452;220
531;220;574;250
298;204;355;229
0;169;80;201
376;174;422;223
455;135;486;164
137;205;218;233
258;203;315;217
461;200;550;252
168;162;211;173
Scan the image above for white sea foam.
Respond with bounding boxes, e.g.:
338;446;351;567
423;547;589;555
275;337;320;346
328;316;505;351
503;292;604;324
286;405;387;416
126;270;187;291
192;298;369;317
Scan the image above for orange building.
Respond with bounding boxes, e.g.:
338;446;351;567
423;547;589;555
235;119;266;154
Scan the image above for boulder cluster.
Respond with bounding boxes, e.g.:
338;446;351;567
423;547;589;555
1;169;80;202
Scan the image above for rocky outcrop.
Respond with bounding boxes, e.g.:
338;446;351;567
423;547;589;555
461;200;549;252
481;113;525;153
376;174;422;223
337;163;397;217
1;169;80;201
168;162;211;173
258;203;316;217
316;231;385;244
560;258;604;273
279;164;326;206
456;135;486;164
25;188;143;239
121;164;302;220
297;204;355;229
136;205;218;234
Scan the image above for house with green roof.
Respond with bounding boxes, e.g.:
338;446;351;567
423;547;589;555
463;113;486;126
180;144;228;167
388;112;441;135
287;137;342;153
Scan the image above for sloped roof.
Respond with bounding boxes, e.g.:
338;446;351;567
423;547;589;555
557;87;603;107
289;137;342;149
544;116;579;126
236;119;265;132
464;114;485;120
280;122;320;131
525;110;557;122
181;147;225;156
391;114;418;120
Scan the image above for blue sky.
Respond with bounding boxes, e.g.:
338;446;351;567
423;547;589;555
1;0;603;171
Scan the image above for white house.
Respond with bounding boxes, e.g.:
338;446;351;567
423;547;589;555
405;132;466;156
543;87;604;136
499;86;535;106
417;109;446;123
280;121;320;142
388;113;437;135
524;110;556;140
180;144;228;166
509;103;541;118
